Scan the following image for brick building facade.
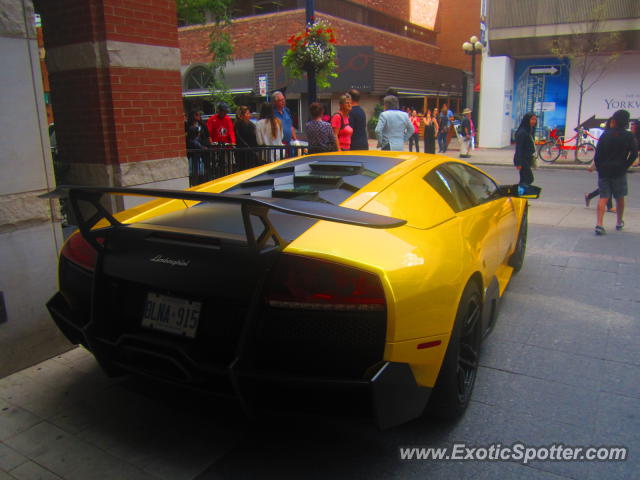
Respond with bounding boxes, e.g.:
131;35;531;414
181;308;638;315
38;0;188;212
179;0;483;123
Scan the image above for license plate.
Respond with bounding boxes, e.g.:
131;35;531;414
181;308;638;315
141;292;201;338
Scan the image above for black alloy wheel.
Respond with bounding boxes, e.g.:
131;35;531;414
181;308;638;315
456;294;481;405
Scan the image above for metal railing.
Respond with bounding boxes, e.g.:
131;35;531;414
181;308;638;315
187;145;309;186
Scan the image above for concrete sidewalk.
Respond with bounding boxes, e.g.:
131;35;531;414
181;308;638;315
439;140;590;170
529;200;640;233
365;137;595;170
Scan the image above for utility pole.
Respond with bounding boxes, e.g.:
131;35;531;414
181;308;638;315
306;0;317;104
462;35;483;131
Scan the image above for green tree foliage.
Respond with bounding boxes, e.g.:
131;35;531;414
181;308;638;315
367;104;384;138
176;0;235;109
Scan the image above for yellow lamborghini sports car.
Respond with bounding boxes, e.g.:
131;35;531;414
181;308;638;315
45;151;537;429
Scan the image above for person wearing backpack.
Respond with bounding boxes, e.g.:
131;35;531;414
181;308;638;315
331;94;354;151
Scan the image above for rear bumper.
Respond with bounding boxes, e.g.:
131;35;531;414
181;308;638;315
47;292;431;429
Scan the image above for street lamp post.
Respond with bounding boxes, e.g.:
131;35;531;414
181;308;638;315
305;0;317;105
462;35;482;125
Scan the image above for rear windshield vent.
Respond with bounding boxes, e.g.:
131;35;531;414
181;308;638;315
225;159;381;205
146;231;222;248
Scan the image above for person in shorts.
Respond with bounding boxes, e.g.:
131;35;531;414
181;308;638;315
593;109;638;235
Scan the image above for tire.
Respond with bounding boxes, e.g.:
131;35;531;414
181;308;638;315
508;207;528;273
427;281;482;420
538;140;560;163
575;142;596;164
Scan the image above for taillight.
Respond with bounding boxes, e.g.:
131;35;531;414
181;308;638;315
265;255;385;311
60;232;100;271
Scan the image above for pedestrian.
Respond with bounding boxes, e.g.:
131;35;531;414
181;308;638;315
306;102;337;153
459;108;473;158
586;161;615;212
348;89;369;150
234;106;258;148
206;102;236;145
408;110;421;152
185;110;210;149
513;112;537;187
375;95;413;151
331;94;354;151
585;117;614;212
272;90;296;145
234;105;259;168
437;104;450;153
423;109;438;154
593;109;638;235
185;110;209;177
445;105;456;150
256;103;283;162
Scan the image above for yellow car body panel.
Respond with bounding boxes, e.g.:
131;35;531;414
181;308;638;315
269;152;527;388
68;151;528;391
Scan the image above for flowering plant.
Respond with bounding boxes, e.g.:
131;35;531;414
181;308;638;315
282;19;338;88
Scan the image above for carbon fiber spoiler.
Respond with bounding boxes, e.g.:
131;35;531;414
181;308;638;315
43;185;406;250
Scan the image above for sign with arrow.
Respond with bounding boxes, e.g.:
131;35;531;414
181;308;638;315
529;65;561;76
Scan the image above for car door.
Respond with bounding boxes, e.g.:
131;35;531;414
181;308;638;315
424;164;501;276
443;163;516;266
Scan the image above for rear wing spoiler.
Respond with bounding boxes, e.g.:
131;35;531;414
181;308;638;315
42;185;406;250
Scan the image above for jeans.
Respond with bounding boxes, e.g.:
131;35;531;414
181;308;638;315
437;131;448;153
409;133;420;152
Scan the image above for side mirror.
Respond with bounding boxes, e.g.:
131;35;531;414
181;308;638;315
499;184;541;199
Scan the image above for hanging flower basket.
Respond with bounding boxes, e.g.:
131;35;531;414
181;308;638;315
282;19;338;88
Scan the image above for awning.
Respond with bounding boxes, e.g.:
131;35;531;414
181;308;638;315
182;58;255;97
391;88;462;97
182;88;253;98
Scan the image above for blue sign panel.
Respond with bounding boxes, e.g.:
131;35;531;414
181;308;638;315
514;58;569;137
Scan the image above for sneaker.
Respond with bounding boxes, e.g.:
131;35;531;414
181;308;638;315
595;225;606;236
584;194;590;208
616;221;624;231
607;208;617;213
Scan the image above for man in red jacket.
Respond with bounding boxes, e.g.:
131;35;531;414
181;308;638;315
206;102;236;144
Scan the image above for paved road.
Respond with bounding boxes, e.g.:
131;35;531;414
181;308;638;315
481;165;640;209
2;162;640;479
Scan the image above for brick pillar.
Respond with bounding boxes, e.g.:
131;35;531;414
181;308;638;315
39;0;187;211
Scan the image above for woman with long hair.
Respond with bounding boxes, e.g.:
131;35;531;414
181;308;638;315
234;105;258;168
408;110;421;152
256;103;283;161
185;110;210;177
513;112;537;186
423;109;437;154
234;106;257;147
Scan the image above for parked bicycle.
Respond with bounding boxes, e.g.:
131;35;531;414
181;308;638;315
537;127;598;164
